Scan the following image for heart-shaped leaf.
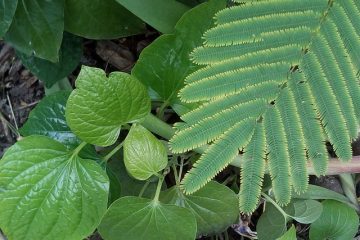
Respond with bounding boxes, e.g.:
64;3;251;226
0;0;18;37
277;225;296;240
65;0;145;39
20;91;78;147
132;0;226;107
309;200;359;240
124;124;168;180
257;203;287;240
98;196;197;240
0;136;109;240
17;32;82;88
5;0;64;62
161;181;238;235
285;200;322;224
66;66;151;146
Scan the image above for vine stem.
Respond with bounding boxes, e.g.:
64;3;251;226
142;113;360;175
103;141;124;162
153;176;164;203
261;192;288;219
71;142;87;158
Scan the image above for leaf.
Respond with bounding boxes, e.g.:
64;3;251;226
257;203;287;240
0;136;109;240
19;91;79;147
0;0;18;37
65;66;151;146
17;32;82;88
309;200;359;240
132;0;226;106
293;184;357;210
160;181;238;235
285;200;322;224
277;225;296;240
64;0;145;39
5;0;64;62
115;0;189;33
124;124;168;180
98;196;197;240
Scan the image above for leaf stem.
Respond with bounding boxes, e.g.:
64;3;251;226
153;175;164;203
261;192;288;219
103;142;124;162
72;142;87;157
139;180;151;198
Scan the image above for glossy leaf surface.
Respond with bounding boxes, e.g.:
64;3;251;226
132;0;226;106
309;200;359;240
0;0;17;37
66;66;151;146
17;32;82;88
161;181;238;235
5;0;64;62
0;136;109;240
98;196;197;240
124;125;168;180
65;0;145;39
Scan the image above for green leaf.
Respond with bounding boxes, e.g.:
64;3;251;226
115;0;189;33
19;91;79;147
132;0;226;106
124;124;168;180
309;200;359;240
277;225;296;240
0;136;109;240
0;0;18;37
293;184;357;210
5;0;64;62
17;32;82;88
98;196;197;240
66;66;151;146
65;0;145;39
257;203;287;240
161;181;238;236
285;200;322;224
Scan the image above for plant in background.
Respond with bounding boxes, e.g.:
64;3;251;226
0;0;360;240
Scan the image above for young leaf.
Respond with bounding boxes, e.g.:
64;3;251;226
5;0;64;62
19;91;78;147
161;181;238;236
115;0;189;33
132;0;226;107
98;196;197;240
0;136;109;240
124;125;168;180
65;0;145;39
66;66;151;146
285;200;322;224
257;203;287;240
309;200;359;240
17;32;82;88
0;0;17;37
277;225;296;240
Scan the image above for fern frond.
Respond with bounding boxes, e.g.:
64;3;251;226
170;99;267;153
277;88;308;193
288;73;328;175
239;123;266;214
302;53;352;161
181;118;256;194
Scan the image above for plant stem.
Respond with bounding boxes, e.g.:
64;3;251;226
261;192;288;219
72;142;87;157
153;176;164;203
172;163;180;186
142;113;360;175
103;142;124;162
139;180;151;198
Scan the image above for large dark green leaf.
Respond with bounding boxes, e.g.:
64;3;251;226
17;32;82;88
98;196;197;240
284;200;322;224
66;66;151;146
115;0;189;33
161;181;238;236
309;200;359;240
0;136;109;240
132;0;226;106
0;0;18;37
19;91;78;147
257;203;287;240
5;0;64;62
124;124;168;180
65;0;145;39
